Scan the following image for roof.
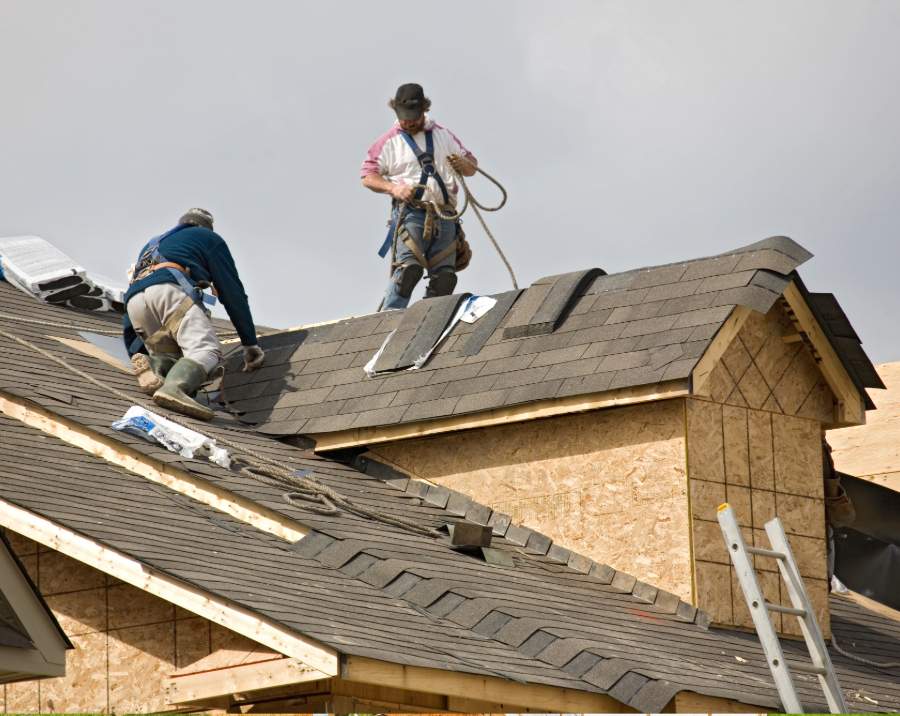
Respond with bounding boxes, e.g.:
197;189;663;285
220;236;880;439
0;278;898;712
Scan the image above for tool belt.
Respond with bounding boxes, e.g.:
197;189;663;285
133;261;191;283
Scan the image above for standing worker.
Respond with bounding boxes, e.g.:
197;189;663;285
123;208;265;421
362;83;476;310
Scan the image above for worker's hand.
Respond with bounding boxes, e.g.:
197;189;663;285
448;153;477;176
242;345;265;372
390;183;415;203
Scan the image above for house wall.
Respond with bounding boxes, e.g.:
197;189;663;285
1;530;249;714
370;400;694;601
688;301;833;637
370;303;835;636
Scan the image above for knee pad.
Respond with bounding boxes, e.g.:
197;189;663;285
428;266;457;297
396;263;424;298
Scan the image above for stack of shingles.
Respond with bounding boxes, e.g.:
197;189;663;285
222;237;815;436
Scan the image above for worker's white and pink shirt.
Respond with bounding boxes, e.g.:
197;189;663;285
361;115;476;207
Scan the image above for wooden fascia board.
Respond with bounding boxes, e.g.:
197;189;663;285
0;498;339;676
0;390;309;542
0;537;68;671
691;305;752;397
311;379;691;451
781;282;865;425
673;690;772;713
344;655;625;713
165;657;328;704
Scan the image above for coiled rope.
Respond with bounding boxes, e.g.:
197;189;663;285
0;323;440;538
377;154;517;311
831;633;900;669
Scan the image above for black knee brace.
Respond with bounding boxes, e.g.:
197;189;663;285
395;263;424;298
428;266;457;297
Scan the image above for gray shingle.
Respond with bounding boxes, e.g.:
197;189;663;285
492;366;551;391
555;307;615;333
605;301;665;325
401;397;460;422
696;269;756;294
566;322;626;347
526;268;605;335
395;294;472;370
527;344;589;368
311;366;366;388
679;254;743;281
440;375;499;399
671;305;734;329
285;340;341;361
656;293;716;317
475;354;534;377
453;389;511;414
505;379;564;406
426;363;484;384
617;315;679;339
327;379;385;402
389;383;447;407
649;344;684;370
350;405;408;428
274;386;336;409
299;353;356;375
556;371;614;398
712;285;781;314
633;327;695;351
501;284;553;339
609;365;667;390
643;278;704;303
544;357;603;382
590;287;651;310
289;401;347;420
376;371;433;394
598;351;650;373
627;263;689;289
662;358;698;381
303;413;357;433
325;315;385;343
460;340;520;364
514;332;572;356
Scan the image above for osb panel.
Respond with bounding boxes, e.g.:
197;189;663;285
722;405;749;487
707;303;835;419
748;410;774;491
3;528;38;557
372;400;693;600
108;582;175;629
694;560;732;625
39;550;106;595
47;587;107;636
18;554;38;584
788;534;828;581
830;361;900;484
772;413;823;498
5;680;40;713
179;623;280;676
775;494;826;539
686;399;724;483
750;489;776;529
108;622;176;714
689;479;725;522
40;631;108;713
176;617;212;669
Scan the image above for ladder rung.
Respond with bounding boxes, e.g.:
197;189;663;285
786;661;828;676
746;546;787;560
766;603;807;617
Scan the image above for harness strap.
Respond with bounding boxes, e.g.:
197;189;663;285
142;296;195;351
398;130;449;204
400;234;458;270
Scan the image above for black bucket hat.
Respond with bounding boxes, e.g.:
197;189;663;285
393;83;426;120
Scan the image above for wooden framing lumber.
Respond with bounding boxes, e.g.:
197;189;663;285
344;655;626;713
0;498;339;676
0;390;309;543
673;690;771;713
310;379;691;451
165;657;328;704
691;305;752;397
781;281;865;425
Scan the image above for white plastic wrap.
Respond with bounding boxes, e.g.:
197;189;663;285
0;236;87;296
112;406;231;468
86;272;127;303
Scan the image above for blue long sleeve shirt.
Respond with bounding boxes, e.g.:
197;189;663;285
123;226;258;355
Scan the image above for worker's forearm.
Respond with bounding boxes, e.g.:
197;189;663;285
362;174;395;195
459;157;477;177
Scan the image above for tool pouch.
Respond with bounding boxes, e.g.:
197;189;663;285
455;224;472;272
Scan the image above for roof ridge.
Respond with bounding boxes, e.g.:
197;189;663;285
349;453;709;629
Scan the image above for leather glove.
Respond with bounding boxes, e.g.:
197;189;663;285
242;345;265;372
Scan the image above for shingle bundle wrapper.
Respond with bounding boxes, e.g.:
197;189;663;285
0;236;124;312
112;406;231;467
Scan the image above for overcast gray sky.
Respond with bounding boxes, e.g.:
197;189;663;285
2;1;899;363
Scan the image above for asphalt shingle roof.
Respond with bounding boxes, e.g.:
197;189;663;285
221;236;877;436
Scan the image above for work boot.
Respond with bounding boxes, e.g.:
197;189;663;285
153;358;215;421
132;354;177;396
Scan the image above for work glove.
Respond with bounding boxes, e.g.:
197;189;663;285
242;345;265;372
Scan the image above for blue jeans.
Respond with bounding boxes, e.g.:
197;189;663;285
381;207;457;311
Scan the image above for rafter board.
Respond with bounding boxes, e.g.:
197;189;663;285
310;379;691;451
0;498;339;675
344;655;625;713
166;656;327;704
782;282;864;425
691;305;752;396
0;390;309;542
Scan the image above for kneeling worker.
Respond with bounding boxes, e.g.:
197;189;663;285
123;208;264;420
361;83;477;310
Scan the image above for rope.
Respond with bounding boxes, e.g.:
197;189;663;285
831;633;900;669
377;155;517;310
0;323;440;538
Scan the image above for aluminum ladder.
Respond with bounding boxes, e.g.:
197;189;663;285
717;503;847;714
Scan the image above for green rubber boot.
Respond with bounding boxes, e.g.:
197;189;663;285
132;354;177;396
152;358;214;421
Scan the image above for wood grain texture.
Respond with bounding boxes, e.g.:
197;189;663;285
371;400;693;600
829;361;900;489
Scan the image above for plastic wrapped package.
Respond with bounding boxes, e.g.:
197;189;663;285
0;236;88;300
112;405;231;467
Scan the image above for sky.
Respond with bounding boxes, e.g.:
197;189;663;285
2;0;899;363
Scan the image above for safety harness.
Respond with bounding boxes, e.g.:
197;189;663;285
378;130;465;287
128;225;217;354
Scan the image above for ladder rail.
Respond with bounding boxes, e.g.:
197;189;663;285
766;519;849;714
717;506;804;713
